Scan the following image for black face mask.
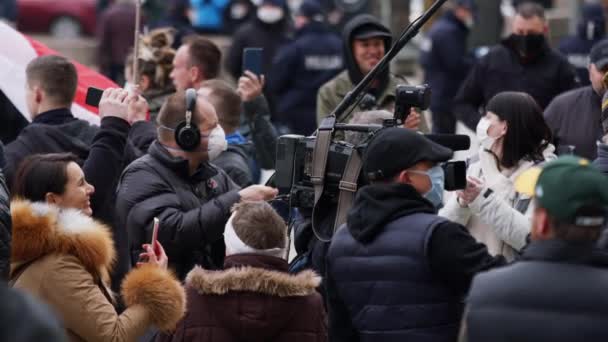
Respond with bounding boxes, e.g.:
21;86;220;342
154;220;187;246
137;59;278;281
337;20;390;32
508;33;546;61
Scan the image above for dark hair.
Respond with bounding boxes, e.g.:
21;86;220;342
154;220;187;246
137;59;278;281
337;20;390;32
516;2;545;20
26;55;78;106
12;153;78;202
200;79;241;134
183;36;222;80
486;92;552;169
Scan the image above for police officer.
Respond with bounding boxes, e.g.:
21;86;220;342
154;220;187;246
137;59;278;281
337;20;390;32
269;0;343;136
326;127;505;341
421;0;476;134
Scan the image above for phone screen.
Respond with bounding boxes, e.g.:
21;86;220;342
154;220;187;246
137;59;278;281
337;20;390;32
85;87;104;107
242;48;263;76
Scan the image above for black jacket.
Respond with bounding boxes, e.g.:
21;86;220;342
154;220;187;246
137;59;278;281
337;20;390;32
454;39;578;130
241;96;278;170
464;240;608;342
213;143;254;187
421;11;473;115
0;144;10;281
115;141;241;279
544;86;603;159
326;183;505;341
270;21;343;135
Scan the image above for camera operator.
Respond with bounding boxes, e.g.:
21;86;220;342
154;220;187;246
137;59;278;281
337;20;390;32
316;14;429;134
325;127;505;341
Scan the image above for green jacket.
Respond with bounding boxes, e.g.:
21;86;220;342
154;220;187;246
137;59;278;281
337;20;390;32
316;71;429;133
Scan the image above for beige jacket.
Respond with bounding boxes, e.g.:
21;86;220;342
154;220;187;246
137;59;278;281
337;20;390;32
10;200;186;342
440;146;556;261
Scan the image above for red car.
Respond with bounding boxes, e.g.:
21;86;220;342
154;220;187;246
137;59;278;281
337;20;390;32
17;0;97;37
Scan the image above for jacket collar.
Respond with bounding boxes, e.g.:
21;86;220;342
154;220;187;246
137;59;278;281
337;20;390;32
32;108;76;125
185;254;321;297
521;239;608;266
10;200;115;279
149;140;218;182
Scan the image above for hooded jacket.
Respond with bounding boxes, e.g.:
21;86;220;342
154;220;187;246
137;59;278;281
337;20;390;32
9;200;186;342
441;145;557;261
316;15;399;124
326;183;504;341
157;254;327;342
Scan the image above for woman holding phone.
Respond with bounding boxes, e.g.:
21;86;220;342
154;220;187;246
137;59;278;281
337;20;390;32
10;153;186;341
440;92;556;261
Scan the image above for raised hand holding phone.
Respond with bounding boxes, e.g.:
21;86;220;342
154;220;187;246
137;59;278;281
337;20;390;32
137;217;168;269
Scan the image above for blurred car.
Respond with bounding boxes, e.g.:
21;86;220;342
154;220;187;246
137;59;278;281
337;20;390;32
17;0;97;37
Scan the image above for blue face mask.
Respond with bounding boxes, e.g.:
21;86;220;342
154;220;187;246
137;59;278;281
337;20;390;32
410;165;445;209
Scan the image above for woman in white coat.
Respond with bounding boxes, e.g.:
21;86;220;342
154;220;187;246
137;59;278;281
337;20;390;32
440;92;556;260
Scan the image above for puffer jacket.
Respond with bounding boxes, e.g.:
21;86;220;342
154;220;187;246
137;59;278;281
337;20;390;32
115;141;241;279
157;254;327;342
9;200;186;342
440;145;557;260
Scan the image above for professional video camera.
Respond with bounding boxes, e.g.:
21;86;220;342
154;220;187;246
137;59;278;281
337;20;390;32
271;0;460;239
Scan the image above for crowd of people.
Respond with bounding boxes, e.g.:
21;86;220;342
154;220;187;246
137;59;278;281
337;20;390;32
2;0;608;341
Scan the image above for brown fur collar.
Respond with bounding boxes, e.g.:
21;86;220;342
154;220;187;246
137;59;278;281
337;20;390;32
186;265;321;297
10;200;115;278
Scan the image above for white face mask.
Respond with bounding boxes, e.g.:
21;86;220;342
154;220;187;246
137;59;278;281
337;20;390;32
257;7;284;24
476;117;496;150
206;126;228;161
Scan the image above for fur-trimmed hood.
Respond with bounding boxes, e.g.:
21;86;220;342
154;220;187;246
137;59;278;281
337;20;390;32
10;200;115;280
181;254;323;340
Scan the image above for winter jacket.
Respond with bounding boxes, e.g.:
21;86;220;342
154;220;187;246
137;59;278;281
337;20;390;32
0;285;65;342
270;21;344;136
462;240;608;342
454;39;578;130
190;0;230;32
157;254;327;342
115;141;241;279
9;200;186;342
213;143;254;187
326;183;505;342
241;95;279;170
0;90;28;144
594;142;608;174
0;165;9;281
558;3;606;85
4;112;153;293
544;86;603;160
420;11;473;115
440;145;557;260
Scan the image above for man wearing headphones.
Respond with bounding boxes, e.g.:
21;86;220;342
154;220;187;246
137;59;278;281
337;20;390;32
115;89;277;280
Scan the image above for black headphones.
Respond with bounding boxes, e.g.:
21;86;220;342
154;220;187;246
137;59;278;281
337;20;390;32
174;88;201;151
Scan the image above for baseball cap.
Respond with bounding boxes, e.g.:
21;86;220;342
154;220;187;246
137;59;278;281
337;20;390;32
590;39;608;70
352;23;392;40
364;128;453;181
515;156;608;226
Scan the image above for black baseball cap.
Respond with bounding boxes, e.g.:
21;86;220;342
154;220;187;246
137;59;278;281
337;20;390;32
364;128;453;181
590;39;608;70
352;22;392;40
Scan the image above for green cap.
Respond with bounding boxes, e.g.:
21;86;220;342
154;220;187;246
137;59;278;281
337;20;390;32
515;156;608;226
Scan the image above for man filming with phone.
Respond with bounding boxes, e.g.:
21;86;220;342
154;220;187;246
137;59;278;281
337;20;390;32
115;89;277;280
325;127;504;341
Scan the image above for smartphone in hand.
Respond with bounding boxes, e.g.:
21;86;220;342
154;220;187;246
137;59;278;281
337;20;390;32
242;47;263;76
151;217;159;250
85;87;104;107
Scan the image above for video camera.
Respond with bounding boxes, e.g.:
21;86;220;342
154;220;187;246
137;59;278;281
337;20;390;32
274;83;469;209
